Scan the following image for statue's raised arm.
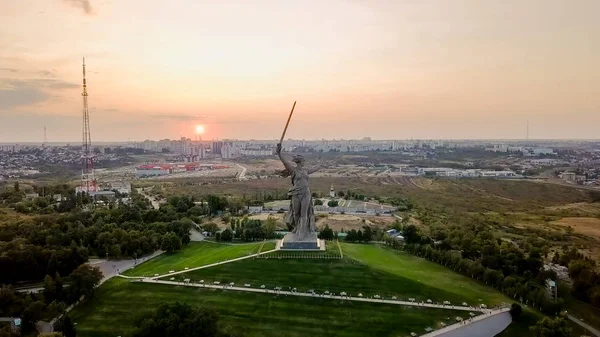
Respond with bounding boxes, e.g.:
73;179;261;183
276;143;295;175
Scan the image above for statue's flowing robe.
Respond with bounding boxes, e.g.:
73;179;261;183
284;168;316;240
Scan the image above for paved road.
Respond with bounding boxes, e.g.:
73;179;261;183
91;250;164;284
137;187;160;209
568;314;600;337
421;309;510;337
189;229;205;242
148;248;277;279
235;163;247;180
136;278;490;313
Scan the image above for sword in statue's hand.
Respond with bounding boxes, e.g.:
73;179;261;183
278;101;297;150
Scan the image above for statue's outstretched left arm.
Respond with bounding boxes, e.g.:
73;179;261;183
307;161;325;175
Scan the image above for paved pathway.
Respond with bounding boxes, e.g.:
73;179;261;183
147;249;277;280
93;250;164;285
420;308;510;337
236;163;247;180
135;278;491;313
568;314;600;337
189;229;205;242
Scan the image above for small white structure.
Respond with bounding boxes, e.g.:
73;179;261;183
247;206;263;214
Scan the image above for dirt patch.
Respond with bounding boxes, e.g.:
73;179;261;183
551;217;600;240
249;213;284;221
315;214;392;232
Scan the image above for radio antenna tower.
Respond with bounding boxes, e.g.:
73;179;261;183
526;120;529;141
43;125;47;147
80;57;96;194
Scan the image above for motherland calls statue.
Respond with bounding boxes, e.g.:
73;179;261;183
276;143;320;241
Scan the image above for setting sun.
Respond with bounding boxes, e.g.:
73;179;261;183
195;125;205;134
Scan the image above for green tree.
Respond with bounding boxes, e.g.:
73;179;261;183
262;216;277;238
318;225;334;240
314;199;323;206
43;274;57;304
403;225;420;244
22;301;46;323
55;315;76;337
362;226;373;242
68;264;103;301
161;232;182;253
201;222;219;234
529;317;571;337
509;303;522;320
327;200;339;207
221;229;233;242
130;302;220;337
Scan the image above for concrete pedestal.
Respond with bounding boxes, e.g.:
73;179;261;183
279;232;323;251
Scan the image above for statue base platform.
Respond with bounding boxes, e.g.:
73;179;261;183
277;232;325;251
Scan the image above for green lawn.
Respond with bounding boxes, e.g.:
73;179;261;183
124;241;276;277
339;243;512;305
166;243;510;306
176;258;472;304
70;278;461;337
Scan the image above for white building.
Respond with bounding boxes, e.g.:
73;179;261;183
247;206;263;214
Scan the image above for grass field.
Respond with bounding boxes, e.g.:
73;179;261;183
340;244;512;305
70;278;460;337
124;241;276;277
164;243;509;306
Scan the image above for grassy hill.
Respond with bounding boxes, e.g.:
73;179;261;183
123;241;276;277
70;278;460;337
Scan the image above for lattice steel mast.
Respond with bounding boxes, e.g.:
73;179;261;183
81;57;96;193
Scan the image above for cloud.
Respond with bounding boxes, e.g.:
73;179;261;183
0;78;79;109
38;70;56;78
149;114;209;122
0;68;18;73
0;82;47;109
146;113;260;125
63;0;93;15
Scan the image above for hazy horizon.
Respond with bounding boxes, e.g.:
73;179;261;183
1;0;599;142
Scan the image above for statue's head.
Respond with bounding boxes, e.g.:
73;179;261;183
292;154;305;165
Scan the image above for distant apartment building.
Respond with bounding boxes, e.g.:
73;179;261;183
212;141;223;155
221;144;240;159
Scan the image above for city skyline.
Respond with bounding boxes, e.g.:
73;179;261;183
1;0;599;142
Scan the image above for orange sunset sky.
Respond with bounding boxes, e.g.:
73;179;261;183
1;0;599;142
